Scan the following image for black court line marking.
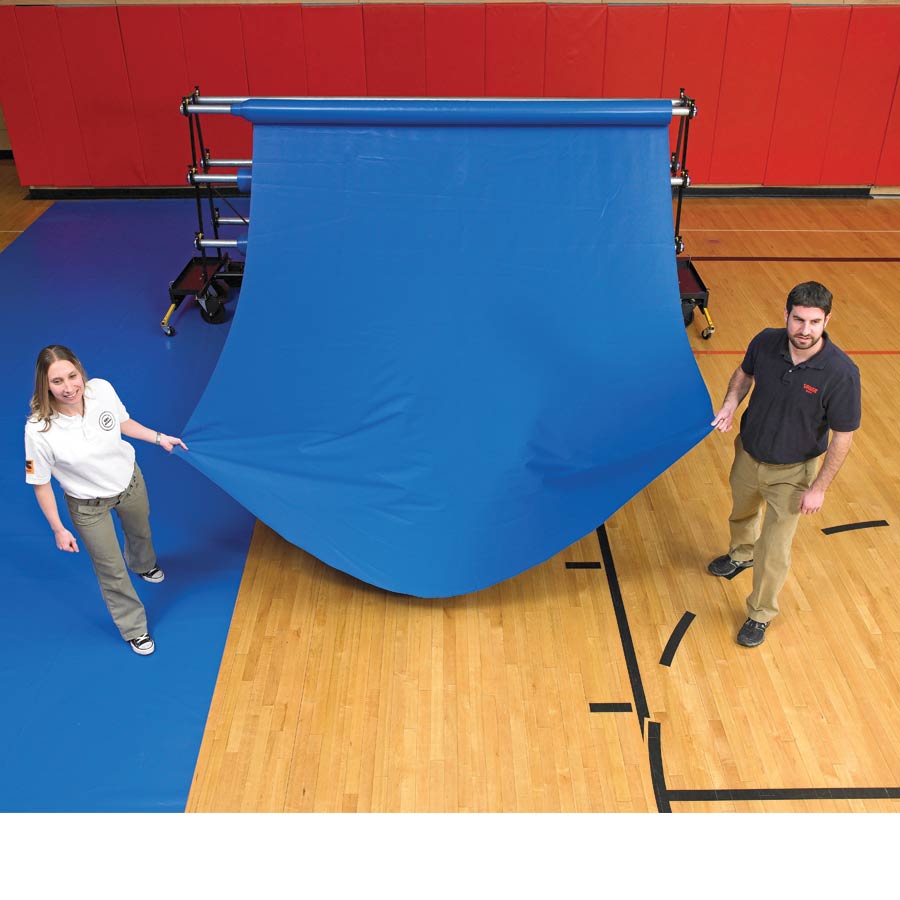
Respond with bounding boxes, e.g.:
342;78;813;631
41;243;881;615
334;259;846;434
659;612;696;667
596;523;900;812
822;519;889;535
596;525;650;737
689;256;900;264
589;702;633;713
565;561;602;569
668;787;900;803
647;721;671;813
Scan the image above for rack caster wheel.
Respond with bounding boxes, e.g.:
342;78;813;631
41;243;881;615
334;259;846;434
162;324;175;336
702;327;714;340
198;292;226;324
681;300;696;327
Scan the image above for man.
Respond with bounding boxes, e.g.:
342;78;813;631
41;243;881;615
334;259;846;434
708;281;861;647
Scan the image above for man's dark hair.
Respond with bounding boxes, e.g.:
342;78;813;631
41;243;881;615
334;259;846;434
786;281;832;315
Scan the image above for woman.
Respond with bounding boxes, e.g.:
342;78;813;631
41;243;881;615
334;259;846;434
25;345;187;656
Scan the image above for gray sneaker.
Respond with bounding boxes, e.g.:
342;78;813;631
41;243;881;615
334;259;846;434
736;618;768;648
707;555;753;578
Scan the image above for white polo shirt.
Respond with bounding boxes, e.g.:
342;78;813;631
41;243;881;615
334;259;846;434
25;378;136;499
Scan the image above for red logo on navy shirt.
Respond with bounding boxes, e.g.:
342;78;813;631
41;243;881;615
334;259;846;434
803;383;819;395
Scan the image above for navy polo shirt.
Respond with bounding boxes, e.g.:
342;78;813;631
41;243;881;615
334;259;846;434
739;328;861;464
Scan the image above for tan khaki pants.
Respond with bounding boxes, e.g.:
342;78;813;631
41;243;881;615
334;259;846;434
65;464;157;641
728;436;818;623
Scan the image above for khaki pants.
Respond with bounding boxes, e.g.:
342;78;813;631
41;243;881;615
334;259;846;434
65;464;157;641
728;436;818;623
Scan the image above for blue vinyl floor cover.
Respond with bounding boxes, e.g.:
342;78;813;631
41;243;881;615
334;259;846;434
0;199;254;811
180;98;712;597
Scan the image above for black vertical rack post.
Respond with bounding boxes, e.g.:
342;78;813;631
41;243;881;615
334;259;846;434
160;86;248;337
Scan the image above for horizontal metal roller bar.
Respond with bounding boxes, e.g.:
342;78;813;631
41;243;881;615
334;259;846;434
671;176;691;187
215;216;249;226
189;173;238;185
196;239;238;248
185;98;693;117
204;159;252;168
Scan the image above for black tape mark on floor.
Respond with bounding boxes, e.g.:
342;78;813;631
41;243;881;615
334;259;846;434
566;561;602;569
724;565;751;581
589;702;633;713
668;786;900;803
647;721;671;813
596;524;650;738
822;519;889;535
659;612;696;667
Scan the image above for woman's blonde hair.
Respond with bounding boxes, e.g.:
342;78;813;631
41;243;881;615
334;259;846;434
30;345;88;431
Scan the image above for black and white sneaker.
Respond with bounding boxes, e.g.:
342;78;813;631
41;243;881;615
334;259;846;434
139;566;165;584
129;633;155;655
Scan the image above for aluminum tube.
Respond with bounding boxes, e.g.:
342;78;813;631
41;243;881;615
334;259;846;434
196;239;239;248
671;176;691;187
204;159;253;168
183;104;233;115
215;217;249;226
189;173;239;185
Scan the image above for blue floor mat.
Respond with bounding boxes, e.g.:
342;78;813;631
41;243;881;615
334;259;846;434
0;199;254;811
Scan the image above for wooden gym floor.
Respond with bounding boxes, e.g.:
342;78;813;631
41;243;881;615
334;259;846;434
4;160;900;813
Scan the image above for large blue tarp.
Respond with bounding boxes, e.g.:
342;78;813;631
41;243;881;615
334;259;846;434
179;98;711;597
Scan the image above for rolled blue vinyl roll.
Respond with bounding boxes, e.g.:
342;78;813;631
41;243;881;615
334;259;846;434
179;98;712;597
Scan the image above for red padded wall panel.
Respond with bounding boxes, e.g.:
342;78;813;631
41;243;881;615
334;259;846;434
57;6;145;186
119;6;190;187
364;5;426;97
819;7;900;185
876;76;900;187
241;5;308;96
544;5;606;99
661;6;729;185
603;5;668;98
485;3;547;98
764;6;852;186
707;5;790;185
303;5;366;96
0;7;49;185
425;4;486;97
14;7;91;187
179;5;252;160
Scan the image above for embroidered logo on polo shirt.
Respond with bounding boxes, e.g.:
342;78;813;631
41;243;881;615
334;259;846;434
25;459;34;475
98;411;116;431
803;383;819;395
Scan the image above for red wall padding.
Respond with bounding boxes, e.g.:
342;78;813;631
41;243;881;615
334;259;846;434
241;5;308;97
544;5;607;99
364;5;427;97
485;3;547;97
424;5;486;97
119;6;191;187
4;3;900;188
57;6;145;187
302;5;367;97
876;77;900;186
178;6;252;160
819;6;900;185
764;6;852;186
707;4;790;185
603;5;668;98
14;6;92;187
0;8;49;185
661;6;730;186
